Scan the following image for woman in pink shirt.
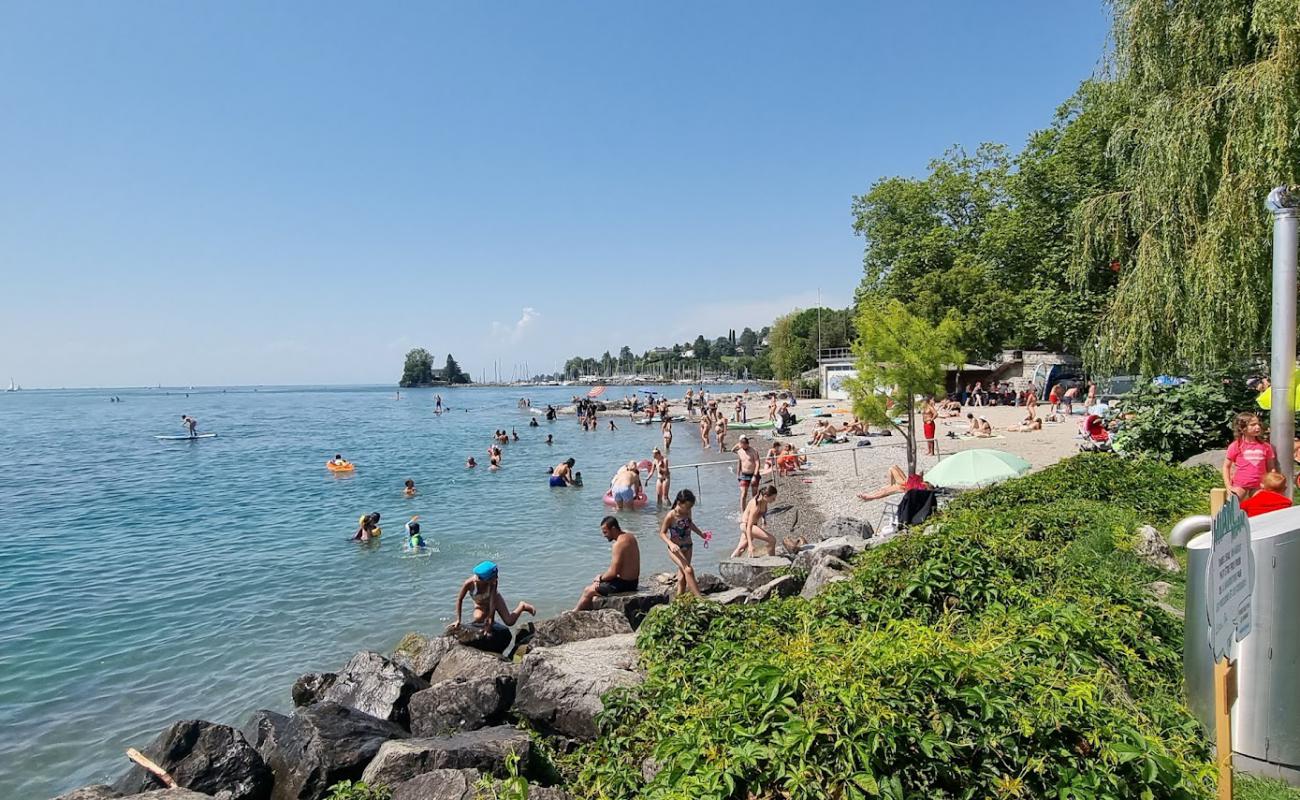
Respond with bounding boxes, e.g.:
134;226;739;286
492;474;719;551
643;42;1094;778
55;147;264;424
1223;412;1277;499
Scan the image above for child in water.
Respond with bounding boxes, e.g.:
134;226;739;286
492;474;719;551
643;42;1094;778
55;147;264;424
403;517;425;550
454;561;535;632
353;512;381;542
403;479;416;497
466;456;477;468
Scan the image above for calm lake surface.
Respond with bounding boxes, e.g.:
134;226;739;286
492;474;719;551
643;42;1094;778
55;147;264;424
0;384;756;799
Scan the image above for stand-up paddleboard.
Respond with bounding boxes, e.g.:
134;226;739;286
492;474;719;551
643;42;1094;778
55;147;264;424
156;433;218;441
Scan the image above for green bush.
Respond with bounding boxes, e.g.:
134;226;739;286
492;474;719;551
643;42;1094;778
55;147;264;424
1108;376;1257;463
557;454;1218;800
324;781;389;800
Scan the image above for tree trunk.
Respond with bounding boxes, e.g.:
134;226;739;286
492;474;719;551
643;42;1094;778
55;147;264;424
905;395;917;475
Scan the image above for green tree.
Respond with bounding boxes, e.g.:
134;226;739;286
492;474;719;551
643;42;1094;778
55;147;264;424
712;336;735;358
737;327;758;356
846;301;964;475
399;348;434;387
444;354;470;384
1074;0;1300;374
692;335;711;360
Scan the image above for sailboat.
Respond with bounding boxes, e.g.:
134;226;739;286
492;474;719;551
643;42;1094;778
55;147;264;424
5;378;18;392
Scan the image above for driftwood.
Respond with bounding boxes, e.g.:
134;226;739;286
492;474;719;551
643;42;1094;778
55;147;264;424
126;747;178;788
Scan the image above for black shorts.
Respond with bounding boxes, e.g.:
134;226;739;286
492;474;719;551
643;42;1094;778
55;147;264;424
595;577;639;596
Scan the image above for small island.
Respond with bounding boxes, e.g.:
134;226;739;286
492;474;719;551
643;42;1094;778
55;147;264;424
399;348;471;388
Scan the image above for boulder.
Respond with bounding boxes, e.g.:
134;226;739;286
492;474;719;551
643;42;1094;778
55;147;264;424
444;622;513;655
707;587;750;605
391;633;456;680
360;727;531;785
817;516;874;542
791;536;869;572
1135;525;1180;573
132;792;215;800
268;702;407;800
429;645;517;685
389;769;481;800
319;652;427;727
718;556;792;590
408;675;515;737
514;634;643;740
291;673;336;708
522;610;632;649
590;588;670;629
53;786;121;800
800;556;853;599
112;719;271;800
747;574;803;603
1181;448;1227;469
242;710;289;766
650;571;727;596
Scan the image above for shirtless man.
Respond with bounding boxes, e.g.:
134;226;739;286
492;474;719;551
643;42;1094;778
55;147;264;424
732;435;761;511
549;458;578;486
733;485;778;557
574;516;642;610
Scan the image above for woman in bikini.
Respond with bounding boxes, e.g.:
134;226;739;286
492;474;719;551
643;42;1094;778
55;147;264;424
649;447;671;505
454;560;535;634
659;489;705;597
661;417;673;450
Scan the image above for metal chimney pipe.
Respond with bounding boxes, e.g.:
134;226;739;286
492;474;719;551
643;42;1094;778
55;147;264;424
1268;187;1299;496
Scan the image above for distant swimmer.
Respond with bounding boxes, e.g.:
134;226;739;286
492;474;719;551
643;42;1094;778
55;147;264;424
404;479;417;498
353;512;381;542
435;394;443;413
608;419;618;431
403;517;425;550
180;415;198;438
545;434;554;446
529;417;539;428
512;428;520;441
330;454;349;466
466;456;477;468
549;458;578;487
489;446;502;470
545;405;557;421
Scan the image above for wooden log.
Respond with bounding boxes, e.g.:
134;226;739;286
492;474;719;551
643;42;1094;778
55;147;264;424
126;747;177;789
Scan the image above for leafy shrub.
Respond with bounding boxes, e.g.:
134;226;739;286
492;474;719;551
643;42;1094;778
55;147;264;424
556;455;1217;800
1108;375;1257;463
324;781;389;800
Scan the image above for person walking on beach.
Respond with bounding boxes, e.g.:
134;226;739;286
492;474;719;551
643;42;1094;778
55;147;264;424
923;399;937;456
1223;412;1277;499
660;490;706;598
733;485;777;557
455;560;536;634
732;435;760;512
574;516;641;610
768;395;778;422
649;447;670;504
181;414;198;438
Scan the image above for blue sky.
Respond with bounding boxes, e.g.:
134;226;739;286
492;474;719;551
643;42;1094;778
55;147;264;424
0;1;1109;387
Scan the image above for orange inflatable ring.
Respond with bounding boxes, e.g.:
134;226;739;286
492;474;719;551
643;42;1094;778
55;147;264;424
327;461;355;472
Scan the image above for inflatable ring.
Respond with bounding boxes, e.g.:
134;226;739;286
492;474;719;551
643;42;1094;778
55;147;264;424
327;461;355;472
603;490;648;508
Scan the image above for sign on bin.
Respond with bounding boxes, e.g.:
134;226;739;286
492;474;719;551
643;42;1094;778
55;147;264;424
1207;495;1255;660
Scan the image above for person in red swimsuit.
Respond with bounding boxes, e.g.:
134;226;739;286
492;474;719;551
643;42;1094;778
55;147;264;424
922;398;938;456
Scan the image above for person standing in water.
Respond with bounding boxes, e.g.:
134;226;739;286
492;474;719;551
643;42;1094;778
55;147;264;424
649;447;671;505
435;394;443;414
608;461;643;510
732;435;760;511
550;458;578;486
661;417;673;450
659;490;705;597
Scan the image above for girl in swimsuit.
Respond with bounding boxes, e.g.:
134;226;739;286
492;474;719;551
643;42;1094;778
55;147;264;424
661;417;673;449
659;490;704;597
649;447;670;504
454;561;535;633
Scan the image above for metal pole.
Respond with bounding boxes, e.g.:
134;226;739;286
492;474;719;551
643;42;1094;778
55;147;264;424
853;447;859;477
695;466;703;505
1268;186;1299;497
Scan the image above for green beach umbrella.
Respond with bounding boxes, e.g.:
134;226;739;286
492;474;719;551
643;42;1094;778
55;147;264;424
924;448;1031;488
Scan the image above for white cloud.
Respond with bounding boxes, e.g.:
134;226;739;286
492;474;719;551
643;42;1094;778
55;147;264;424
491;307;540;343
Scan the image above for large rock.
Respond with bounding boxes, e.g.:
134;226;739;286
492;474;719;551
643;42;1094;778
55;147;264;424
522;609;632;649
132;792;215;800
291;673;336;708
53;786;121;800
748;574;803;603
791;536;869;572
651;571;728;596
389;769;481;800
1181;448;1227;469
443;622;513;655
707;587;750;605
320;651;427;727
112;719;271;800
817;516;874;542
392;633;456;680
268;702;407;800
360;727;532;785
718;556;792;590
800;556;852;599
242;710;289;766
408;675;515;737
429;645;517;685
1135;525;1180;573
590;588;670;629
514;634;643;740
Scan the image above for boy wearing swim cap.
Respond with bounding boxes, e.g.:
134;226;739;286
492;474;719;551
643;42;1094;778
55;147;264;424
454;561;535;633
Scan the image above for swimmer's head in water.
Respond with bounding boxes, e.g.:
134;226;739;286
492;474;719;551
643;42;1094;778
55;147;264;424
474;561;499;581
566;458;576;467
404;479;415;489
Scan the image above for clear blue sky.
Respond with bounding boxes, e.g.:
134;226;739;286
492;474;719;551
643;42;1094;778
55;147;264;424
0;1;1109;387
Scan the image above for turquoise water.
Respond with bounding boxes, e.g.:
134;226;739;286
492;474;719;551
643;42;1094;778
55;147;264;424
0;384;754;799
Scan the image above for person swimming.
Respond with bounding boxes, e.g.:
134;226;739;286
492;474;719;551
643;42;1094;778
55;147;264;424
403;517;425;550
403;479;416;497
529;417;540;427
545;434;554;446
466;456;477;468
353;512;381;542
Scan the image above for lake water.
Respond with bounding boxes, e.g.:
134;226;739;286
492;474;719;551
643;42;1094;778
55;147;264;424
0;384;756;799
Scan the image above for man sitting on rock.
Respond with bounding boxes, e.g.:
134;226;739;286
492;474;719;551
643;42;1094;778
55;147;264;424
575;516;641;610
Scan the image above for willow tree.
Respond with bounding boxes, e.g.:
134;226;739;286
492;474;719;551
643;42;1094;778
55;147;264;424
1074;0;1300;374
